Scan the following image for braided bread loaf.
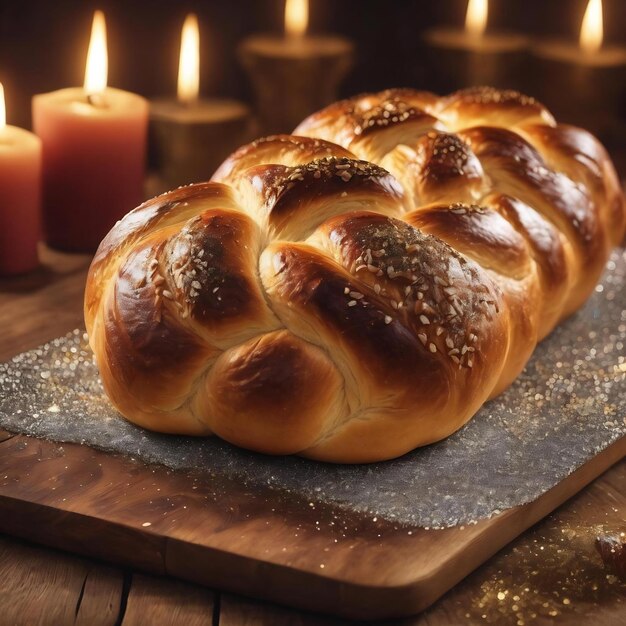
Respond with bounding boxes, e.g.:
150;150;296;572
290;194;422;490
84;87;625;463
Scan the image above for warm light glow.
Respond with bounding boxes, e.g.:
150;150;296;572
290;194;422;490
580;0;603;54
84;10;108;95
0;83;5;130
178;13;200;104
285;0;308;38
465;0;488;38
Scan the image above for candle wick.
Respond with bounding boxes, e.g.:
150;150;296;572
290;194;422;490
87;93;108;108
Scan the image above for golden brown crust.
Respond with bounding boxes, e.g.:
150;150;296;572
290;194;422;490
211;134;354;186
437;86;556;130
204;330;346;455
236;156;407;240
85;86;625;463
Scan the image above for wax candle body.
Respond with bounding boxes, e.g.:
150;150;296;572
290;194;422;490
0;125;41;275
531;42;626;166
239;35;353;134
149;98;252;188
33;87;148;252
423;29;528;92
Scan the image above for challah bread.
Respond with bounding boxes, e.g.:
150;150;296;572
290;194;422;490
85;87;625;463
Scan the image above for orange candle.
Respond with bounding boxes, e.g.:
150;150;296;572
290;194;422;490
0;83;42;275
32;11;148;253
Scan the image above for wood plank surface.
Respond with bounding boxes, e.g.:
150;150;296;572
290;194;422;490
0;245;90;361
122;574;215;626
0;536;123;626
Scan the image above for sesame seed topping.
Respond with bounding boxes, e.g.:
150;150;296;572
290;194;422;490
418;333;427;345
384;315;392;324
348;300;357;307
420;315;430;325
429;343;437;353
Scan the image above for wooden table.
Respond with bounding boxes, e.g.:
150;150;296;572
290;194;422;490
0;246;624;626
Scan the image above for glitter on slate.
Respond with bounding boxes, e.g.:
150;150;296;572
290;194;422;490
0;250;624;529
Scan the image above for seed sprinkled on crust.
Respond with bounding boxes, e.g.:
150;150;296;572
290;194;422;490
384;315;392;324
429;343;437;353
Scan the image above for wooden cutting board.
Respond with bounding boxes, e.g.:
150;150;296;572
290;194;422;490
0;248;624;621
0;429;623;621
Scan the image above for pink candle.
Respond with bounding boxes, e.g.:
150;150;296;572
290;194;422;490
0;83;42;275
32;11;148;252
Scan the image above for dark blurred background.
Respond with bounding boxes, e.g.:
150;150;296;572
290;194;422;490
1;0;625;155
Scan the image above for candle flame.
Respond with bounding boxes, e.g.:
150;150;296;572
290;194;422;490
84;10;108;96
178;13;200;104
0;83;5;130
285;0;308;38
580;0;603;54
465;0;488;38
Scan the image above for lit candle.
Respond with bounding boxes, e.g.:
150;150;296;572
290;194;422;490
532;0;626;67
0;83;42;275
32;11;148;253
423;0;528;90
531;0;626;160
149;14;252;190
239;0;354;134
